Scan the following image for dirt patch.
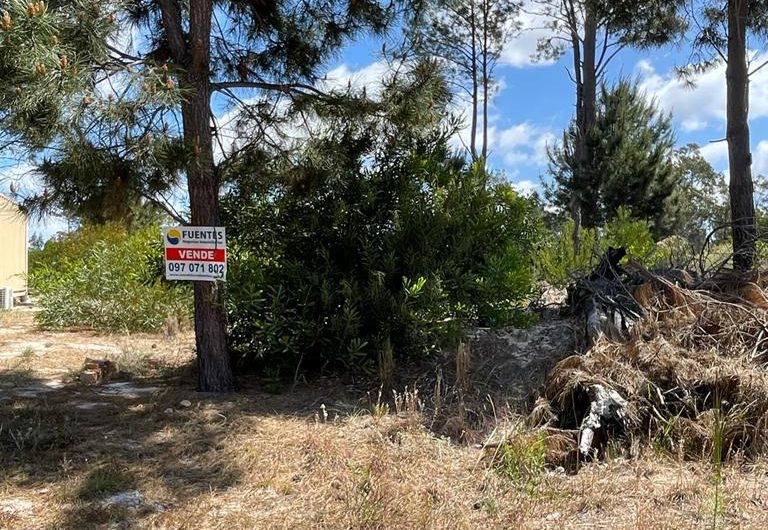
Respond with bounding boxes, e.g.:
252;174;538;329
468;313;575;407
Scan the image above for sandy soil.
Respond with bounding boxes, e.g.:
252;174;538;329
2;309;768;530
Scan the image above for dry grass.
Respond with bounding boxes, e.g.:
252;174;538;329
539;267;768;465
5;306;768;529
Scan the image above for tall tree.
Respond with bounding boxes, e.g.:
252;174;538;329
531;0;686;251
725;0;756;270
683;0;768;270
412;0;519;163
0;0;400;391
547;79;679;236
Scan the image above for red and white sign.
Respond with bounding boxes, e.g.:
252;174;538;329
163;226;227;281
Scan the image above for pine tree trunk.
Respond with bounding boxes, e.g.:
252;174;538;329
470;2;478;160
160;0;236;392
568;0;583;255
481;0;489;165
726;0;756;271
567;0;596;254
580;5;597;218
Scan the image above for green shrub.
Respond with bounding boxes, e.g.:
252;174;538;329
29;223;191;332
494;430;547;490
537;207;665;287
223;112;539;375
603;206;657;262
536;219;600;287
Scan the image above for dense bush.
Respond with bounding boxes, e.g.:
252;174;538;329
537;207;664;287
222;77;539;375
29;223;191;332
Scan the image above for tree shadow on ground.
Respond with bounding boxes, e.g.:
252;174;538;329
0;308;576;529
0;346;403;528
0;364;315;529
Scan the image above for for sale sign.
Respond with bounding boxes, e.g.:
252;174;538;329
163;226;227;281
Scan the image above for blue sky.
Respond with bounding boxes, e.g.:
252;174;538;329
324;15;768;198
12;7;768;239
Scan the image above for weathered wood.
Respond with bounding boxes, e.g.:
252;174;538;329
568;247;642;349
578;384;629;457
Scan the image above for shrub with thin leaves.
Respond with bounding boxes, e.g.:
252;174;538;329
29;223;191;332
537;207;666;287
223;72;539;375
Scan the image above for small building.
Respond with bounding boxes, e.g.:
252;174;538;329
0;193;28;298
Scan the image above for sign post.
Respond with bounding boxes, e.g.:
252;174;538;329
163;226;227;282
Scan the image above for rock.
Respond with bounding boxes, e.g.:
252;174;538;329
163;407;174;415
96;383;160;399
73;401;110;410
79;369;101;385
81;358;118;385
102;490;143;510
179;399;192;408
0;498;34;515
546;512;561;521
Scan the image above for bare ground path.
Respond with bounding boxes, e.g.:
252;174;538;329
3;310;768;529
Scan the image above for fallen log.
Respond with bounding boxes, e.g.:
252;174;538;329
534;253;768;467
578;384;629;457
567;247;644;349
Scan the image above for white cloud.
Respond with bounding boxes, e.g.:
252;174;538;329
636;53;768;132
753;140;768;177
500;9;557;68
635;59;726;132
452;110;554;169
699;141;729;168
513;179;539;196
492;122;554;167
319;60;393;98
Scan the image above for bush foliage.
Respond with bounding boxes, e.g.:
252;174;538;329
29;223;191;332
223;77;539;375
537;207;665;287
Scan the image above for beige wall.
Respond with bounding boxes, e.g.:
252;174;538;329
0;195;27;294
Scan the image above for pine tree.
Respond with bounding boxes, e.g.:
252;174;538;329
547;79;678;236
531;0;686;251
682;0;768;270
411;0;519;163
0;0;401;391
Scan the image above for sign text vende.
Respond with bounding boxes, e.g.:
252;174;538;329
163;226;227;282
165;248;226;262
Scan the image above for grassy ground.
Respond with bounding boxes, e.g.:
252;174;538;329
3;310;768;529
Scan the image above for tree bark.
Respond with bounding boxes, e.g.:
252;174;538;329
579;4;597;216
569;4;598;254
567;0;583;255
470;1;479;160
481;0;489;165
726;0;756;271
160;0;236;392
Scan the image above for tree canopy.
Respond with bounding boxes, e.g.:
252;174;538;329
4;0;768;392
546;79;678;237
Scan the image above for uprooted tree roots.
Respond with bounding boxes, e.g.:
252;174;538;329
532;252;768;467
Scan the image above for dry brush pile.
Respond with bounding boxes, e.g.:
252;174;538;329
532;258;768;465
